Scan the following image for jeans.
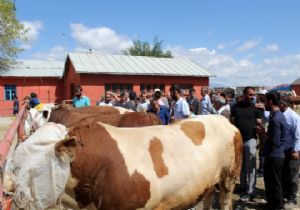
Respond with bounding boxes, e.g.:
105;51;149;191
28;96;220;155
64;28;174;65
282;153;300;203
264;157;285;209
240;138;257;195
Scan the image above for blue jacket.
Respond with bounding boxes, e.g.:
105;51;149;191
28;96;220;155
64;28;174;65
148;105;171;125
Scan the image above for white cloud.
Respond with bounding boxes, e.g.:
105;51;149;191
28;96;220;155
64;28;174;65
168;46;300;87
189;47;216;55
217;44;225;50
20;20;43;49
70;23;132;54
237;37;262;52
263;44;279;52
31;45;66;61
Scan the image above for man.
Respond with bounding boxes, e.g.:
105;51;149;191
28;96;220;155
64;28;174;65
258;91;287;210
73;85;90;107
213;95;230;120
127;91;137;111
114;92;130;109
98;91;113;106
154;88;169;109
169;84;190;121
279;96;300;208
29;92;40;108
187;88;201;115
148;99;170;125
137;92;149;112
231;86;263;201
13;94;19;115
200;87;213;115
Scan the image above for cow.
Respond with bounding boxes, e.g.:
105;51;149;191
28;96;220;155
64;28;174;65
56;115;243;210
21;103;55;138
49;108;161;128
4;123;70;210
56;105;132;115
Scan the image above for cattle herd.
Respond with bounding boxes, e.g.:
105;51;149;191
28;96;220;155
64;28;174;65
3;105;243;210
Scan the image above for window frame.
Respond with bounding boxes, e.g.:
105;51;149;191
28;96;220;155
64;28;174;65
4;84;17;101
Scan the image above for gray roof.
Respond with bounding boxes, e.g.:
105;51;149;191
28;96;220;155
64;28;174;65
68;52;214;77
292;77;300;85
0;60;64;78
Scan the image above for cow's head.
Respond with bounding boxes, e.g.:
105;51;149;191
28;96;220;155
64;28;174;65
55;136;78;163
24;103;56;136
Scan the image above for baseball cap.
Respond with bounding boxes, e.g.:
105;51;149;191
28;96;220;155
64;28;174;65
154;88;161;92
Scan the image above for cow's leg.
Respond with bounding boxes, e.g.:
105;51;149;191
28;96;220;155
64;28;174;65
203;187;214;210
219;176;235;210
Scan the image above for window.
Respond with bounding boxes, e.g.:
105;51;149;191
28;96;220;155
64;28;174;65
140;83;165;93
105;83;133;94
171;84;193;95
4;85;16;100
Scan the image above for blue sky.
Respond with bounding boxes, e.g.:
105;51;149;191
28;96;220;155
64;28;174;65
15;0;300;87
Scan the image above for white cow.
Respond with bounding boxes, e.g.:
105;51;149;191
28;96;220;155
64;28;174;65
4;122;70;210
24;103;56;136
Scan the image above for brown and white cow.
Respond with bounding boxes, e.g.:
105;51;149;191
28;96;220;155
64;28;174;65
49;108;161;128
57;115;242;210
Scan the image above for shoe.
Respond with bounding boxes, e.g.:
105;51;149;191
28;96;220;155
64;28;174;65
284;201;297;210
239;194;250;202
249;194;256;202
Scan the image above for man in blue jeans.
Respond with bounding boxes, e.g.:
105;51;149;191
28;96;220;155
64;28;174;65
231;86;263;202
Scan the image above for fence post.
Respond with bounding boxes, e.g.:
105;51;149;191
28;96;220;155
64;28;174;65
0;104;26;209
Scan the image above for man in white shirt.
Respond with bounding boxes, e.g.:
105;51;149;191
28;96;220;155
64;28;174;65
137;92;149;112
169;84;190;121
200;87;213;115
279;96;300;208
99;91;113;106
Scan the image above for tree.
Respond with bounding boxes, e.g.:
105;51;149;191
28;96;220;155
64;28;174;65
122;37;173;58
0;0;26;69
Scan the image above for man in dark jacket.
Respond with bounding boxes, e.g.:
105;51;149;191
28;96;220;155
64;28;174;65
186;88;200;115
258;91;287;210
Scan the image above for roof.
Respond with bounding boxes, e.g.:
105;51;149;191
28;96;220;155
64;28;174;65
0;60;64;78
292;77;300;85
68;52;214;77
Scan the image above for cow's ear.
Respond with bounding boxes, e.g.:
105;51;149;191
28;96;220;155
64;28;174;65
55;136;77;163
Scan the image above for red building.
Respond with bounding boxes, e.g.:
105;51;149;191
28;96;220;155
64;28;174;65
0;53;213;116
0;60;64;116
291;78;300;96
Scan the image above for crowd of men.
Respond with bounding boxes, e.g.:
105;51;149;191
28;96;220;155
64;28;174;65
23;84;299;209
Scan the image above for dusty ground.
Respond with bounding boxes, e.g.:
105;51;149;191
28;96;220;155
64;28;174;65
0;116;14;140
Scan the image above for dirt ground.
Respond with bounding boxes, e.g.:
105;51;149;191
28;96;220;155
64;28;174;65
0;117;14;140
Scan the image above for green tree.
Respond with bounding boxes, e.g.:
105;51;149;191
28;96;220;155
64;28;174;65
0;0;26;69
122;37;173;58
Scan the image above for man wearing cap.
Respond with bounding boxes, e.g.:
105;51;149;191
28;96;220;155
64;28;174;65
73;85;90;107
154;88;169;109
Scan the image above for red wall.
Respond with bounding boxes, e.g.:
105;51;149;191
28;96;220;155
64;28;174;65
0;77;63;116
292;85;300;96
78;74;208;105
